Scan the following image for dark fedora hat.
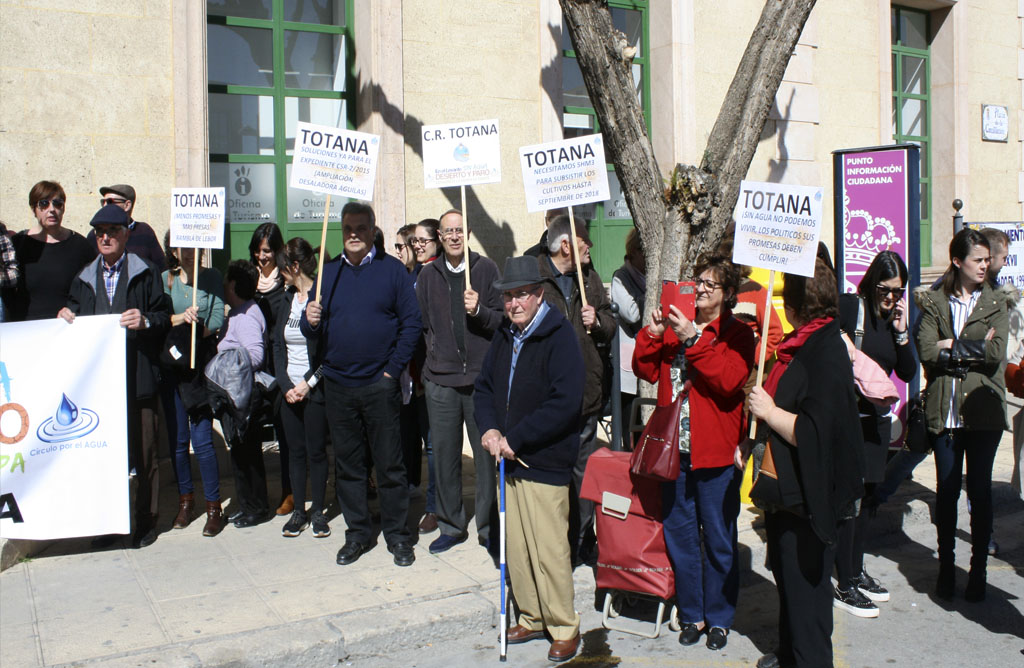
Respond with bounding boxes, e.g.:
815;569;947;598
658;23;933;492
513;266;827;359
494;256;544;291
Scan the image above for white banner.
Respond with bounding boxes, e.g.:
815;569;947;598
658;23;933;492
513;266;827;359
170;187;225;249
519;134;610;213
422;119;502;188
289;121;380;201
732;180;824;278
0;315;130;539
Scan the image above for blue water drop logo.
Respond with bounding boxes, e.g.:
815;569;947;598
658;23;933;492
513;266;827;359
56;393;78;426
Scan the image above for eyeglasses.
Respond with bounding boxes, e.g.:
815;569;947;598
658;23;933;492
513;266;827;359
100;197;128;206
875;285;905;299
694;278;722;291
409;237;436;247
35;198;65;210
502;289;540;304
440;228;464;240
394;243;410;252
93;226;123;239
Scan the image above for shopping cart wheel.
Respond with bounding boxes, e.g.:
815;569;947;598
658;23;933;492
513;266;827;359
606;592;623;619
668;605;681;632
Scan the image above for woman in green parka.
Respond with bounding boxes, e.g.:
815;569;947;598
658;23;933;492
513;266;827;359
914;228;1008;602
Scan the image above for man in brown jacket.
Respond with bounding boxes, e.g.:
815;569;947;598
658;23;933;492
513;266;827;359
536;214;615;565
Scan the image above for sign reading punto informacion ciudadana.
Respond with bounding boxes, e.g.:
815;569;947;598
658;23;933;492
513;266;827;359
732;180;824;278
519;134;610;212
289;121;381;201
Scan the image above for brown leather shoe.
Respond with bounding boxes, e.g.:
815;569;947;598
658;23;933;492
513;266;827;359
548;633;580;662
506;624;545;644
172;493;194;529
418;512;438;534
276;494;294;516
202;501;225;537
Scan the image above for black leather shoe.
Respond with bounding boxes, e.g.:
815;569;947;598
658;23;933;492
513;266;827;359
706;626;727;650
232;512;268;528
678;623;703;646
336;541;371;565
756;653;795;668
227;509;245;523
132;527;158;549
935;562;955;600
389;541;415;567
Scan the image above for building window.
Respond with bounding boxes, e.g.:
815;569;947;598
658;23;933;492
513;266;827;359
891;5;931;266
562;1;650;279
207;0;353;260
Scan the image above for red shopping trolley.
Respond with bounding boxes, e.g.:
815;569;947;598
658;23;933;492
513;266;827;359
581;447;679;638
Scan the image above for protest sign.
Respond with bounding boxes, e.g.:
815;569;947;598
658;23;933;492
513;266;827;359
290;121;381;301
0;315;129;540
170;188;225;249
733;180;824;278
519;134;610;213
422;119;501;188
732;180;824;437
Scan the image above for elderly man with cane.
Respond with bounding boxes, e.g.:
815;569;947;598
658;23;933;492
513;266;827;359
474;256;585;662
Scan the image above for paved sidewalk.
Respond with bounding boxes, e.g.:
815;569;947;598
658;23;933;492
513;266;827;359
1;424;1022;667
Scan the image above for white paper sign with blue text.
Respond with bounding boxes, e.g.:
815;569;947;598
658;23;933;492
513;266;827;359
289;121;380;201
170;187;225;249
732;180;825;278
519;134;610;213
422;119;502;188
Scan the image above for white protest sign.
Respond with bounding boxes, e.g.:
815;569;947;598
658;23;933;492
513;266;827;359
290;121;380;201
732;180;824;278
0;315;129;539
519;134;610;213
170;187;225;249
422;119;501;188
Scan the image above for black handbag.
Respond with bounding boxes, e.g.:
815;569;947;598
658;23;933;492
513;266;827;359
904;393;931;454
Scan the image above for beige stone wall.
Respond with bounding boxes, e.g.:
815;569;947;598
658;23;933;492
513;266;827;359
0;1;176;239
400;0;548;262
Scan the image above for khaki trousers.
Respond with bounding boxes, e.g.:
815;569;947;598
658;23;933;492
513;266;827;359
506;477;579;641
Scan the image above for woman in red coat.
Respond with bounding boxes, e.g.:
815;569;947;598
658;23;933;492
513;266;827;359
633;254;755;652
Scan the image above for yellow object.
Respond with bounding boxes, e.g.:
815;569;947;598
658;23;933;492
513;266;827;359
740;457;753;504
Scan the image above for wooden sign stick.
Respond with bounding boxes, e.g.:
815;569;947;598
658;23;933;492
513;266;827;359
461;185;471;291
748;269;776;439
189;249;200;369
315;195;332;304
567;207;588;308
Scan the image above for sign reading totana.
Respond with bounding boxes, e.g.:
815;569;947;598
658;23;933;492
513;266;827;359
289;121;380;201
422;119;501;188
732;180;824;278
519;134;610;213
170;187;225;249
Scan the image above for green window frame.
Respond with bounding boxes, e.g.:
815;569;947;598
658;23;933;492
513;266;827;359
207;0;355;263
891;5;932;266
562;0;650;279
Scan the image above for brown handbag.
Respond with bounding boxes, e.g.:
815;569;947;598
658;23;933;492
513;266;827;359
629;395;682;481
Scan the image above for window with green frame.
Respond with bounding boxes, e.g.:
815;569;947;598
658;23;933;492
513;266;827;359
561;1;650;279
891;5;931;266
206;0;354;263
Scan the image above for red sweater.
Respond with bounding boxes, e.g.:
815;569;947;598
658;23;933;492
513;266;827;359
633;311;755;469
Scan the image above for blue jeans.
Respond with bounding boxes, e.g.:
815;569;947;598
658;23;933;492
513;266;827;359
932;428;1001;565
662;456;741;628
169;383;220;501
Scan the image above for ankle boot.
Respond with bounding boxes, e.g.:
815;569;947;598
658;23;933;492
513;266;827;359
965;555;987;602
203;500;225;537
173;493;195;529
935;560;955;600
276;493;294;516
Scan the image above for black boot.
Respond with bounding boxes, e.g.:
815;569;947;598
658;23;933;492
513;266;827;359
935;560;955;600
965;555;987;602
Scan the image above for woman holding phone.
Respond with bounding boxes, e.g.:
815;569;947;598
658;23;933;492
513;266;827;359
633;254;755;651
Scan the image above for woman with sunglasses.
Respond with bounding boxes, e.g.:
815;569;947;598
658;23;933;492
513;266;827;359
633;254;755;651
916;228;1008;602
833;250;917;617
9;180;96;321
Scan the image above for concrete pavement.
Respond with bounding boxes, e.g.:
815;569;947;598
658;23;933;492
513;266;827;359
1;425;1022;667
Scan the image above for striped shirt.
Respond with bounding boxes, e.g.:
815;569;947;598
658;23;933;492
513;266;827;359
102;253;127;305
945;289;981;429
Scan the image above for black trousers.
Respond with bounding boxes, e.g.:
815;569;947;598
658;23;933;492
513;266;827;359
765;510;835;668
128;396;160;530
325;375;410;546
230;416;269;517
279;386;329;514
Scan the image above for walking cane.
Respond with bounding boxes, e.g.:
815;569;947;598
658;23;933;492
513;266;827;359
499;457;508;661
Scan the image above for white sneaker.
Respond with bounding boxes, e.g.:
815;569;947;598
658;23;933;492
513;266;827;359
833;586;879;618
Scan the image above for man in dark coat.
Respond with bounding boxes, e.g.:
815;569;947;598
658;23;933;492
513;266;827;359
474;255;585;662
59;203;170;548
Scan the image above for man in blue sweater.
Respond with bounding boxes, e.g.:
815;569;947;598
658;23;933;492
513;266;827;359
474;256;585;662
302;202;422;567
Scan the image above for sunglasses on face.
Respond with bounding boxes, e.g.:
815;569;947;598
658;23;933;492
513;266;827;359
100;197;128;206
36;199;65;210
93;226;123;239
875;285;905;299
394;243;410;252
